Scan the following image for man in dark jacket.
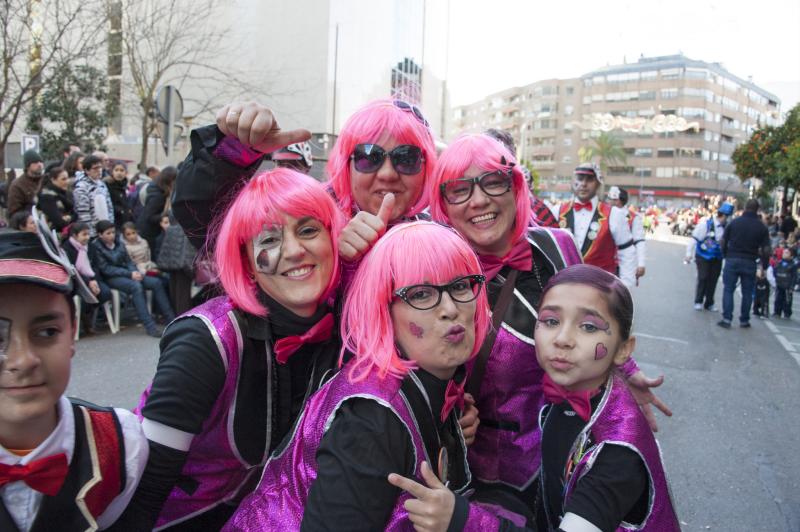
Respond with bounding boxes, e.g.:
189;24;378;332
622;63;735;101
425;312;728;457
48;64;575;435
6;149;45;216
718;199;771;329
90;220;175;337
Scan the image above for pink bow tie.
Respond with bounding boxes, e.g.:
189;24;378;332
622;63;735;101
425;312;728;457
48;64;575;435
479;237;533;280
541;373;599;422
273;313;334;364
441;379;465;422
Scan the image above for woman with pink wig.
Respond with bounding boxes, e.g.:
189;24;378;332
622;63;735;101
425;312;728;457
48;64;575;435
115;168;346;530
427;133;671;525
225;222;526;531
171;99;436;262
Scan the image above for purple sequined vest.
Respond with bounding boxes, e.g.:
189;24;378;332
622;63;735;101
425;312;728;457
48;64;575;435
470;228;582;489
225;365;504;531
561;374;680;531
135;296;265;530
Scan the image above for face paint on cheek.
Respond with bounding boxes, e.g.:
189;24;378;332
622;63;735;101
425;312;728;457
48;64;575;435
409;322;424;339
0;318;10;367
594;343;608;360
252;225;284;275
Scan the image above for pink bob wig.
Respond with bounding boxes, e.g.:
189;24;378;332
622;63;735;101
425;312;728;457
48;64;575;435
214;167;346;316
428;133;532;246
340;221;491;383
326;99;437;217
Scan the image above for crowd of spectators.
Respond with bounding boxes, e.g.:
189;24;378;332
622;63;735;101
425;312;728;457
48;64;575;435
0;146;202;338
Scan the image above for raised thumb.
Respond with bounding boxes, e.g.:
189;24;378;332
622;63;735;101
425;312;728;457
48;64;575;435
377;192;396;226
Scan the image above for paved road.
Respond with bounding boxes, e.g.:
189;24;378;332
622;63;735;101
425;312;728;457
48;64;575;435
67;234;800;531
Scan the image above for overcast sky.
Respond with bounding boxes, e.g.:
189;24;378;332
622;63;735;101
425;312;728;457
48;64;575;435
445;0;800;113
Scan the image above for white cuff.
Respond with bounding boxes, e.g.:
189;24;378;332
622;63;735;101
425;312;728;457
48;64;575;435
559;512;603;532
142;418;195;451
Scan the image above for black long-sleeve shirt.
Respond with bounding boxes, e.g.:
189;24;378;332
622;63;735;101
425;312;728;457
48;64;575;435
173;125;264;250
541;393;648;532
301;369;527;532
111;297;339;531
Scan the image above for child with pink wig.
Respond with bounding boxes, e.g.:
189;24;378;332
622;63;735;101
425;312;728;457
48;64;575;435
535;265;679;531
225;222;526;531
426;133;670;525
115;168;346;530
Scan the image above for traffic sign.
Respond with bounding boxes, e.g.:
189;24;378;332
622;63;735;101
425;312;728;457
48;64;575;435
21;134;40;154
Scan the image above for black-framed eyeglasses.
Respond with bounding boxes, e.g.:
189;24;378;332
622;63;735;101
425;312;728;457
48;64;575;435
394;274;486;310
393;99;430;128
350;143;425;175
440;170;513;205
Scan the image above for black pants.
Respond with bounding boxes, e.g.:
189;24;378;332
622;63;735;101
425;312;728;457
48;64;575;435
754;287;770;316
695;256;722;307
775;287;793;317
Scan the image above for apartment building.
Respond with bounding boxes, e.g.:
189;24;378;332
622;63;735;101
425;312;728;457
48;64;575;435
451;55;781;205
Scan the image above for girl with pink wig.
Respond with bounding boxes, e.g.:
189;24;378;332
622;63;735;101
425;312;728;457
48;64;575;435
426;133;670;525
226;222;526;531
116;168;346;530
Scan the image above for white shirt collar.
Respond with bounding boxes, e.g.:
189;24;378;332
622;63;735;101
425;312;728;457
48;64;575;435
0;396;75;466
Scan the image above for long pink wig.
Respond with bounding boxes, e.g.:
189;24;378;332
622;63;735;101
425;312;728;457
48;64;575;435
214;168;346;316
341;221;491;383
326;99;437;217
428;133;532;245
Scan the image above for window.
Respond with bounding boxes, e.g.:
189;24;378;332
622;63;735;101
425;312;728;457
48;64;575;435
681;107;707;119
635;167;652;177
563;138;573;146
677;148;702;158
566;86;575;96
655;167;674;178
634;148;652;157
657;149;674;158
660;68;682;80
639;91;656;101
677;167;703;178
562;155;572;163
640;70;657;80
564;105;574;116
661;88;678;99
685;68;708;80
607;166;634;175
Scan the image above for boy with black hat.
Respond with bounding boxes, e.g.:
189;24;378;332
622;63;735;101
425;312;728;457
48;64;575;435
0;212;147;531
6;150;45;217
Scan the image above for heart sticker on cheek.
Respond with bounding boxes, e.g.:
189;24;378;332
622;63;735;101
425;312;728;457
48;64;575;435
594;343;608;360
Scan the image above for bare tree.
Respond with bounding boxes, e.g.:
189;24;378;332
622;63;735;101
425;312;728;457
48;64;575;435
0;0;104;169
119;0;263;169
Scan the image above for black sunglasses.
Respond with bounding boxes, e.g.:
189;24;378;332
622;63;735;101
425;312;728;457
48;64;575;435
393;99;430;128
394;274;486;311
350;144;425;175
440;170;513;205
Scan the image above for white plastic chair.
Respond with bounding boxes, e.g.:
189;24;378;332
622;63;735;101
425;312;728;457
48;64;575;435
109;288;153;332
73;295;118;340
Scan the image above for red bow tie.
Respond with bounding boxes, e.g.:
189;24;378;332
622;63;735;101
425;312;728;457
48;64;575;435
0;453;68;496
574;201;593;212
274;313;334;365
441;379;465;422
479;237;533;280
541;373;599;422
